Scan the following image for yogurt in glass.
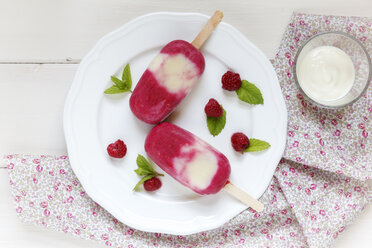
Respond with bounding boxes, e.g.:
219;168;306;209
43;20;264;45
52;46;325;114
296;45;355;104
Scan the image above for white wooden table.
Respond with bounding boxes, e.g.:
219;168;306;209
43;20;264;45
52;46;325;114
0;1;371;247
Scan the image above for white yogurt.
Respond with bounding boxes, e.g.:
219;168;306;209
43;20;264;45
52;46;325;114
296;46;355;103
173;141;218;190
148;53;199;94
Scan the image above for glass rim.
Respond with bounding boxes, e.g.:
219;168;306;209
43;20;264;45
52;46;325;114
293;31;372;109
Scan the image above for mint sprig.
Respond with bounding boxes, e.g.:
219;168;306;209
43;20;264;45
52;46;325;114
244;138;270;152
207;106;226;136
236;80;263;105
133;154;163;191
104;64;133;94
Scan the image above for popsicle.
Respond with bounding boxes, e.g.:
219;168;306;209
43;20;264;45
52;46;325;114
130;11;224;124
145;122;264;212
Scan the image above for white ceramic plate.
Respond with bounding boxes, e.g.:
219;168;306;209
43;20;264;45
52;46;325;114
64;12;287;235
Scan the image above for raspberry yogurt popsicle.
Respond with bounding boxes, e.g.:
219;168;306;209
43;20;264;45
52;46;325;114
130;11;224;124
145;122;264;212
130;40;205;124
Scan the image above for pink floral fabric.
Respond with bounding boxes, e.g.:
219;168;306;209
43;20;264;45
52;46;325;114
5;12;372;248
277;13;372;180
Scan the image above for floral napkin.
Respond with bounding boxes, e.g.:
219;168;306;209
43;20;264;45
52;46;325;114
4;12;372;248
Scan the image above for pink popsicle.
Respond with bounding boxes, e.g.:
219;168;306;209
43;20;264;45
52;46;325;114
130;40;205;124
145;122;231;195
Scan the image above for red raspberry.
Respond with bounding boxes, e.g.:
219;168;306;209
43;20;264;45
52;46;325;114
107;139;127;158
204;98;223;118
143;177;162;191
231;132;250;152
221;71;242;91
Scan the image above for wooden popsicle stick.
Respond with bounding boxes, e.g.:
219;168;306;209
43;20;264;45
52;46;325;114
191;10;223;49
223;181;264;212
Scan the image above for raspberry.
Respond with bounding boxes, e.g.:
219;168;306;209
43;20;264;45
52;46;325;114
143;177;162;191
107;139;127;158
231;132;250;152
221;71;242;91
204;98;223;118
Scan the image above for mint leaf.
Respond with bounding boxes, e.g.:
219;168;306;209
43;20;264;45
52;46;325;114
104;63;132;94
122;64;132;91
135;154;155;175
244;139;270;152
207;107;226;136
104;85;129;94
236;80;263;105
133;175;154;191
133;154;163;191
110;76;125;88
134;167;152;176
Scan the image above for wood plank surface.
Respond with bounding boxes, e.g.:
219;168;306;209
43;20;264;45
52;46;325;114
0;0;371;62
0;64;76;155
